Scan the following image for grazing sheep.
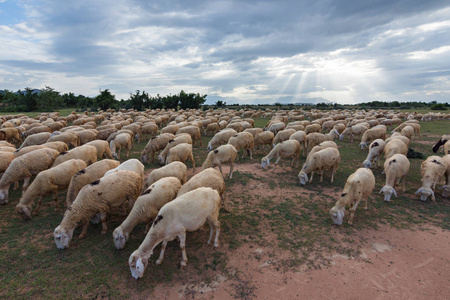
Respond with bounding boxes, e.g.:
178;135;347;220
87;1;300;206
444;140;450;155
23;125;51;137
440;154;450;198
261;140;301;170
415;156;447;201
243;128;263;137
359;125;387;150
143;161;187;192
330;168;375;226
0;151;15;180
123;123;142;143
207;129;237;151
113;177;182;250
176;125;202;147
400;125;414;140
15;159;87;219
362;139;385;169
96;127;118;140
109;133;132;159
104;158;145;181
129;187;221;279
379;154;410;202
66;159;121;207
298;147;340;185
75;130;98;145
227;132;254;160
288;131;307;156
47;131;80;148
85;140;113;159
157;134;192;165
0;148;60;204
266;122;286;135
165;143;195;171
305;130;339;154
0;141;15;148
141;133;175;163
432;134;450;153
52;145;98;167
273;129;296;145
53;170;143;248
392;122;421;137
204;123;220;136
160;124;180;135
383;139;408;160
254;131;275;153
141;123;159;138
18;132;51;150
385;133;410;148
304;124;321;135
0;127;22;145
42;141;70;153
339;124;368;142
202;144;237;179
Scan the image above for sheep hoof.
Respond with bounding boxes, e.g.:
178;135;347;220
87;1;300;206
78;234;86;239
155;259;162;265
214;243;219;249
101;230;107;235
180;261;187;267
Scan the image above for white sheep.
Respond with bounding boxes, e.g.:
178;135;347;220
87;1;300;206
113;177;182;250
415;156;447;201
359;125;387;150
0;148;60;204
143;161;187;192
51;145;98;167
339;124;368;142
266;122;286;135
400;125;414;140
104;158;145;180
243;128;263;137
298;147;340;185
202;144;237;179
304;124;321;135
176;125;202;147
47;131;80;148
204;123;220;136
157;134;192;165
440;154;450;198
15;159;87;219
383;139;408;160
330;168;375;226
379;154;410;202
254;131;275;153
109;133;132;159
141;133;175;163
362;139;385;169
261;140;301;170
165;143;195;171
384;133;410;148
128;187;221;279
18;132;51;150
207;129;237;151
66;159;120;207
0;151;15;180
227;132;254;160
444;140;450;155
273;129;296;145
288;130;307;156
85;140;113;159
305;130;339;154
54;170;143;248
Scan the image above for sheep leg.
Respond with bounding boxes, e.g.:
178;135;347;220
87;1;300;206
100;213;108;234
78;222;88;239
155;240;168;265
13;181;19;190
309;172;315;183
348;200;361;225
330;167;335;183
189;154;196;172
178;232;188;267
22;177;31;195
126;146;130;157
402;175;407;192
217;164;224;178
319;171;324;183
228;162;234;179
144;222;151;234
364;197;368;210
32;196;44;216
248;149;253;160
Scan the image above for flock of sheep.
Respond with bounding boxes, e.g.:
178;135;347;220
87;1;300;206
0;108;449;280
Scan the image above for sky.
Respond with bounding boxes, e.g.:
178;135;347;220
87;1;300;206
0;0;449;105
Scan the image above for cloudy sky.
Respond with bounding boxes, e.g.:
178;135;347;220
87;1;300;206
1;0;449;104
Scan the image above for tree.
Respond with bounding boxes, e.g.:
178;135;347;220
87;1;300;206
37;86;63;111
129;90;150;111
20;88;39;111
95;89;116;111
215;100;226;107
62;92;78;107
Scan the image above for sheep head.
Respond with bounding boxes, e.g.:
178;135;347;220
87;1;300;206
339;134;344;141
112;152;119;160
261;157;270;168
53;225;74;249
129;250;150;279
298;171;308;185
15;203;32;220
359;142;367;150
330;206;345;226
0;189;9;205
441;185;450;198
140;153;148;164
415;187;435;201
207;141;213;151
362;160;372;169
379;185;397;202
157;155;165;165
113;227;129;250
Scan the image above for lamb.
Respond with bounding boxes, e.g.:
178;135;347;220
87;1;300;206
379;154;410;202
113;177;182;250
339;124;368;142
165;143;195;171
157;134;192;165
18;132;51;150
85;140;113;159
415;156;447;201
202;144;237;179
432;134;450;153
52;145;98;167
383;139;408;160
177;168;226;208
440;154;450;198
128;187;221;278
298;147;340;185
109;133;132;159
261;140;301;170
54;170;143;248
358;125;387;150
15;159;87;219
47;131;80;148
362;139;385;169
288;131;307;156
254;131;274;153
207;129;237;151
141;133;175;163
0;148;60;204
330;168;375;225
176;125;202;147
227;132;254;160
66;159;121;207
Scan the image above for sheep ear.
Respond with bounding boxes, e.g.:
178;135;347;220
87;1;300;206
415;187;423;195
379;188;384;194
393;188;398;197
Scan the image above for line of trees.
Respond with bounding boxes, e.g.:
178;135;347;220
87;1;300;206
0;87;207;112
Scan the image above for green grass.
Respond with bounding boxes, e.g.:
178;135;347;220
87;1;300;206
0;114;449;298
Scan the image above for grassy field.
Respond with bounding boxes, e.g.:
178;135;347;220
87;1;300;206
0;115;449;299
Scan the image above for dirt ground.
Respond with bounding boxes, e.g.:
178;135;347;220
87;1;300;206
143;164;450;300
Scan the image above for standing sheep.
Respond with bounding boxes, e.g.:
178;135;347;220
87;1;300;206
141;133;175;163
0;151;15;180
129;187;221;279
52;145;98;167
227;132;254;160
289;131;307;156
202;144;237;179
113;177;182;250
254;131;275;154
415;156;447;201
339;124;368;143
207;129;237;151
143;161;187;191
362;139;385;169
18;132;51;150
273;129;296;145
330;168;375;226
379;154;410;202
0;148;60;204
165;143;195;171
54;170;143;248
157;134;192;165
85;140;113;159
110;133;132;159
176;125;202;147
383;139;408;160
359;125;387;150
261;140;301;170
440;154;450;198
15;159;87;219
104;158;145;180
298;147;340;185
